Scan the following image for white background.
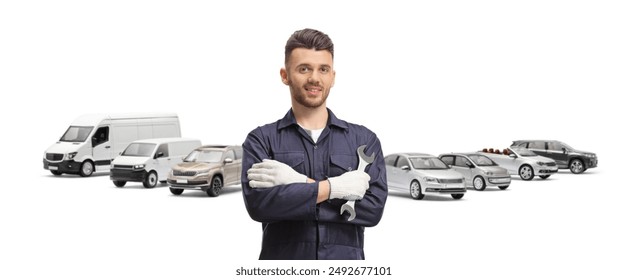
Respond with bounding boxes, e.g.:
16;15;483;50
1;1;626;279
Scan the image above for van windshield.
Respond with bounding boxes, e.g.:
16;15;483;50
184;150;223;163
60;126;93;142
122;143;156;157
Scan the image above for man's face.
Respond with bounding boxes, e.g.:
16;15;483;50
281;48;335;109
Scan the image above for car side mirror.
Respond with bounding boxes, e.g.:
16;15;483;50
466;163;475;168
401;165;410;171
155;152;164;159
562;147;567;154
224;158;233;164
508;153;517;159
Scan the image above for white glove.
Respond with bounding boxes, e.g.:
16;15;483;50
328;170;370;200
247;159;308;188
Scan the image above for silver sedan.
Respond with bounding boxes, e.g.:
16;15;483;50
385;153;466;200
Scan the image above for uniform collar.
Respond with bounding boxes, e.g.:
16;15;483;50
278;108;348;131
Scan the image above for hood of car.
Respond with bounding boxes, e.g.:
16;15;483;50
112;155;150;165
571;149;596;157
173;162;221;172
415;169;463;179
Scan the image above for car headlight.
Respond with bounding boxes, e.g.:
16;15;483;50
67;152;78;160
536;161;546;166
133;164;145;170
424;177;438;183
586;154;596;158
482;170;494;176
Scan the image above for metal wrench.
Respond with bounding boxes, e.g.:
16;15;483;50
340;145;375;221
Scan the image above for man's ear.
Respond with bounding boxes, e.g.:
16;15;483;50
280;68;289;85
331;70;336;87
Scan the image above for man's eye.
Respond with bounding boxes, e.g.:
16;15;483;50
320;68;330;74
299;67;310;73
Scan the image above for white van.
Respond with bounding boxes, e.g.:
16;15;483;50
43;113;181;177
110;138;202;188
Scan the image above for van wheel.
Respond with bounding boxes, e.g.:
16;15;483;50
113;180;126;187
206;176;223;197
170;188;184;195
79;161;94;177
50;170;62;176
143;171;158;188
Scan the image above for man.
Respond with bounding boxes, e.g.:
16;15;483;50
241;28;387;260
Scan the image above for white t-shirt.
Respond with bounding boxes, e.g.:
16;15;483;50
299;125;324;143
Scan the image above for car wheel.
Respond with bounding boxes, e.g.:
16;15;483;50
410;180;424;200
50;170;62;176
170;188;184;195
539;175;550;179
498;185;509;190
519;164;534;181
113;180;126;187
143;171;158;188
451;193;464;199
473;176;486;191
79;161;94;177
569;159;584;174
207;176;223;197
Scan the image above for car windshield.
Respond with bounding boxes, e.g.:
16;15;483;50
184;150;223;163
122;143;156;157
410;157;449;169
60;126;93;142
468;155;497;166
510;146;537;157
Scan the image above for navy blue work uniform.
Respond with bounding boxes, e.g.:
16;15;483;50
241;109;387;260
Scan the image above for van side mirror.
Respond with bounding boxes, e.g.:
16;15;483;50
224;158;233;164
401;165;410;171
91;137;97;147
155;152;164;159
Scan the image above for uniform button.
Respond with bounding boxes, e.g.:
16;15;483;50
314;145;318;149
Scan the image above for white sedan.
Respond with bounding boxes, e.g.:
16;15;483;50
385;153;466;200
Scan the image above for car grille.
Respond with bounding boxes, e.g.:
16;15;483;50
113;165;134;170
46;153;64;161
173;170;197;176
546;162;557;167
438;178;463;184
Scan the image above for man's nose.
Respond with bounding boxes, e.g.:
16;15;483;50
307;71;320;84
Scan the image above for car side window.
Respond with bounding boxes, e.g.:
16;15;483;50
440;156;454;166
234;148;243;160
384;155;398;166
156;143;169;158
224;150;235;162
92;126;109;147
548;142;562;151
529;141;545;149
396;157;410;169
454;156;470;167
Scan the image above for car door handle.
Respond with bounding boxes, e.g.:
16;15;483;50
105;146;111;148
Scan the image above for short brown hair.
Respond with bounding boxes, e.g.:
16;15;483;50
284;28;334;64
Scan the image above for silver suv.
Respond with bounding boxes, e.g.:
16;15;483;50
167;145;242;197
511;140;597;174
